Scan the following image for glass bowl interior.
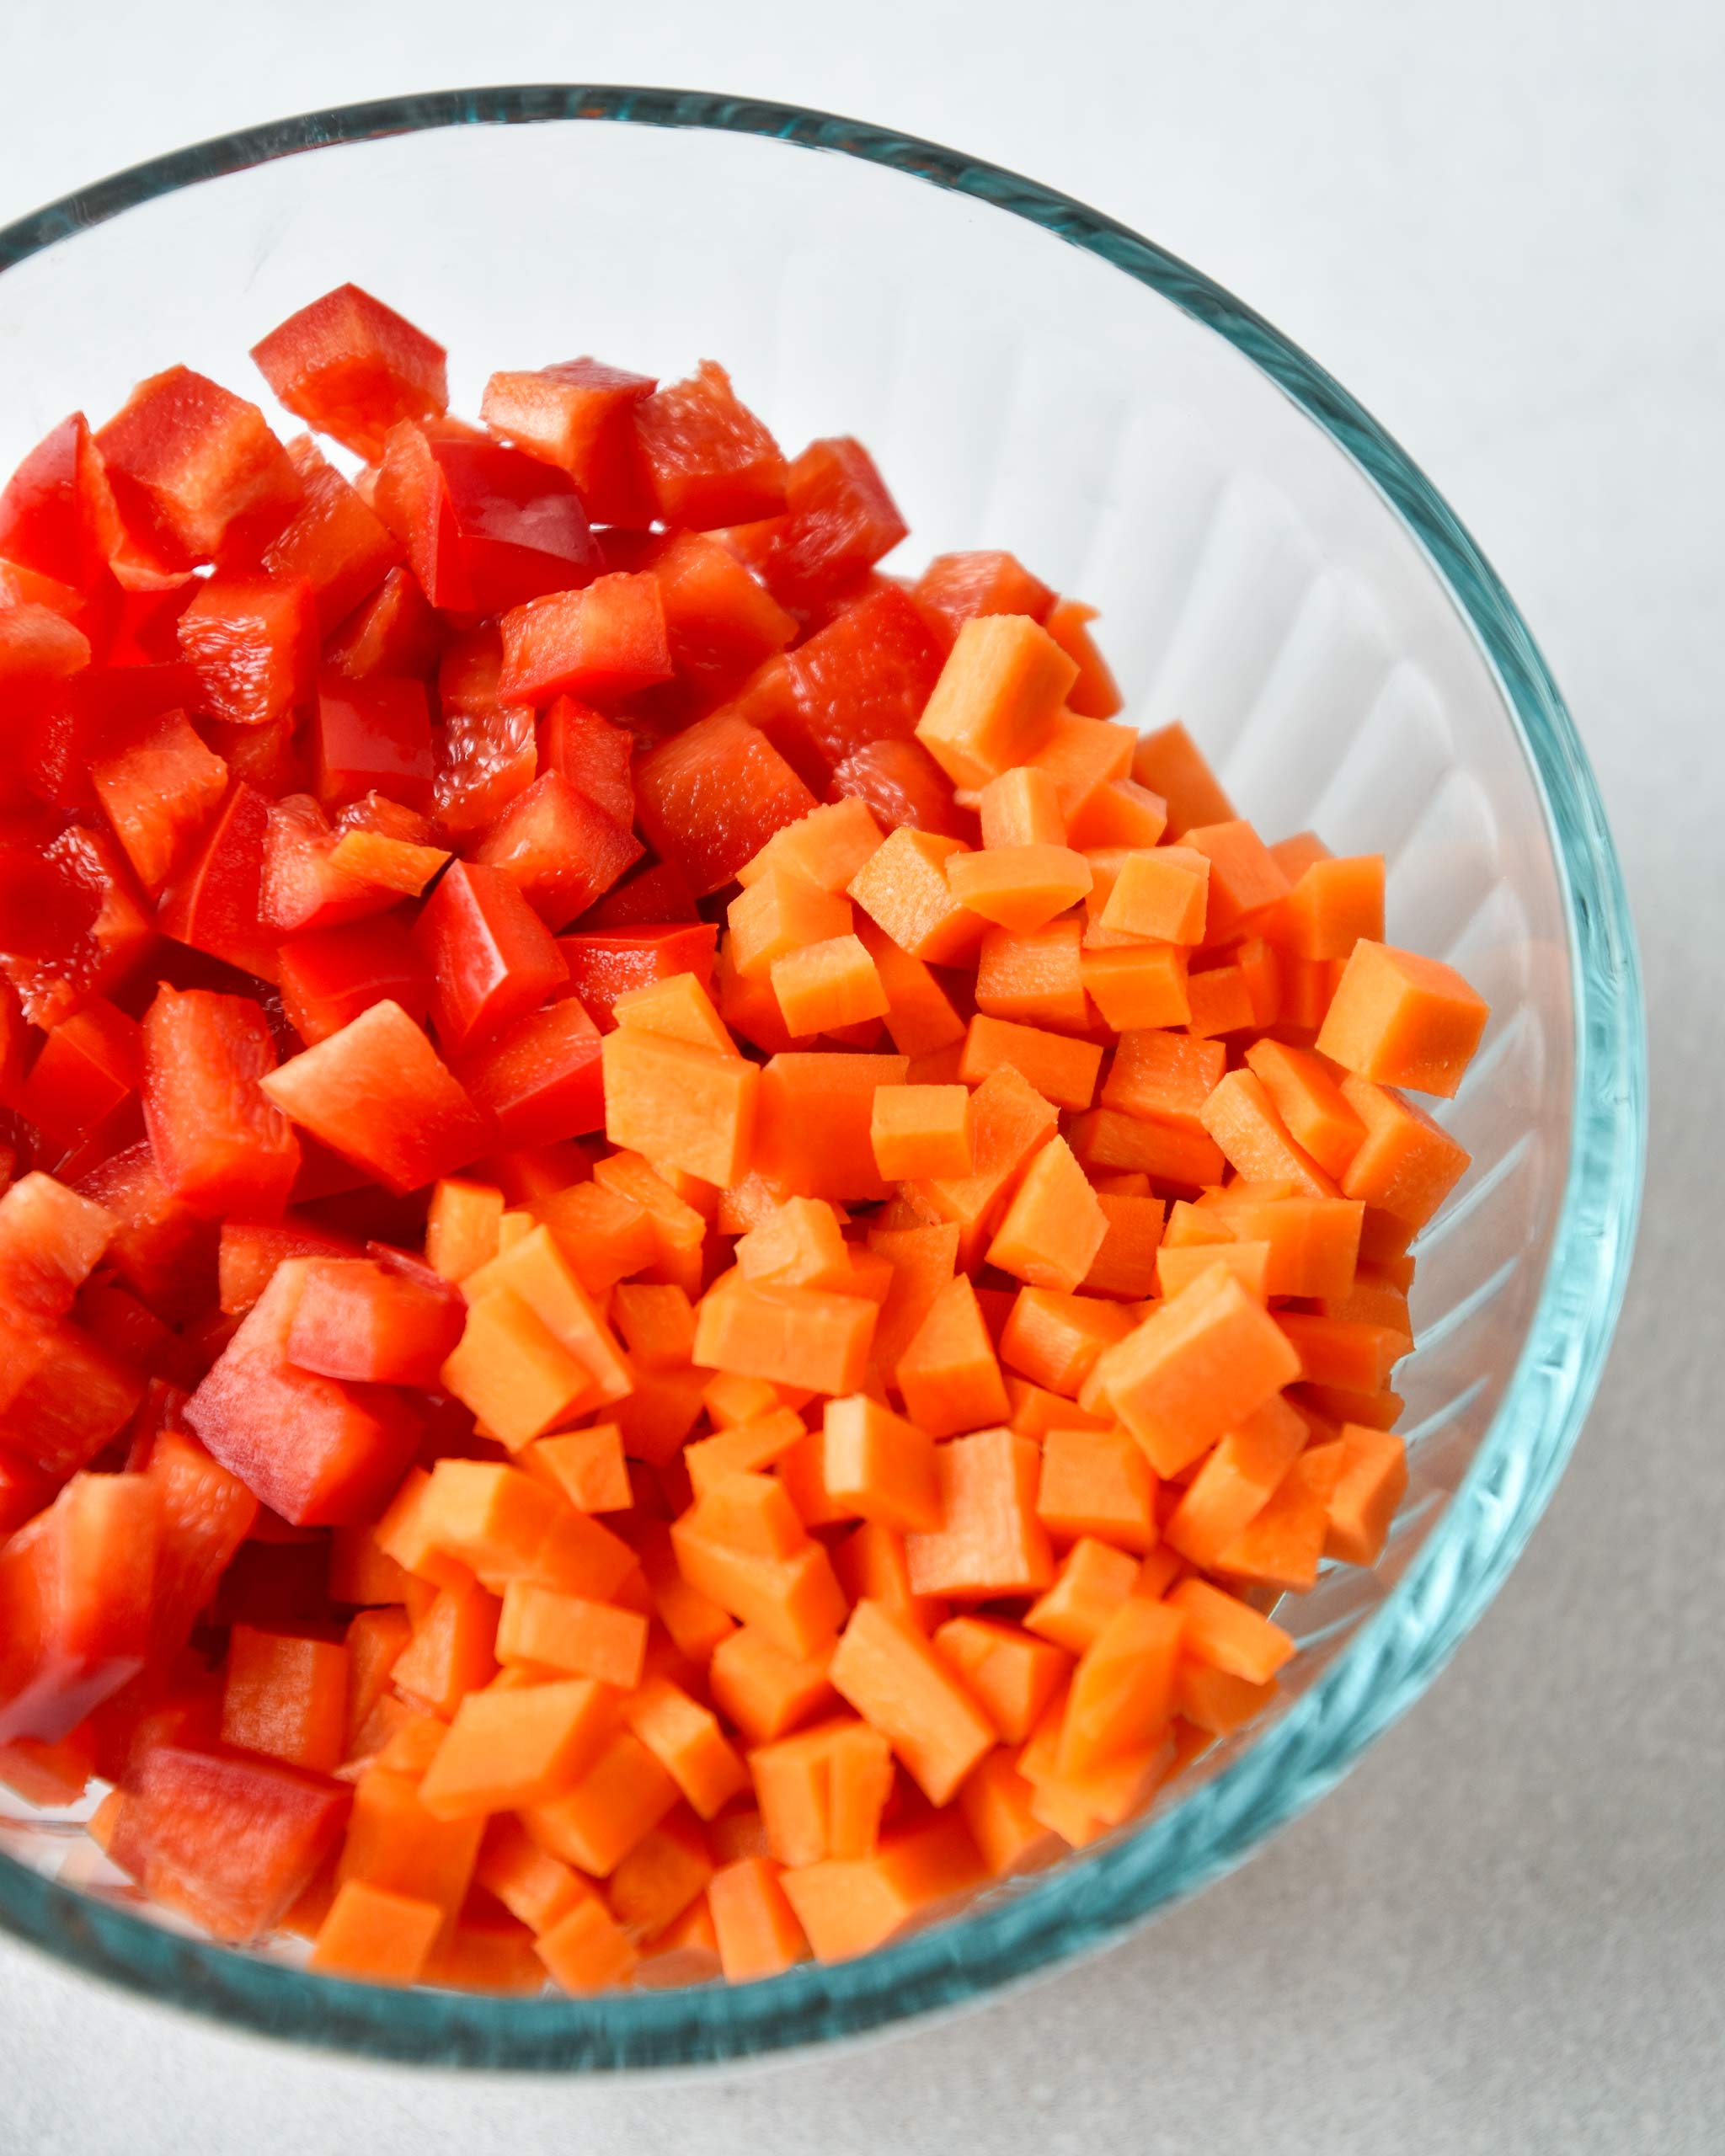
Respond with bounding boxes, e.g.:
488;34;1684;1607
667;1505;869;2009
0;90;1644;2070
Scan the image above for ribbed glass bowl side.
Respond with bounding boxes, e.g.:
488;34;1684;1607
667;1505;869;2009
0;89;1645;2071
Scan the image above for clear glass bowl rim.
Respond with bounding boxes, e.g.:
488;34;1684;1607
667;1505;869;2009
0;84;1646;2073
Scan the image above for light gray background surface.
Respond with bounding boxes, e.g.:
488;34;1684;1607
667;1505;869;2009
2;3;1719;2150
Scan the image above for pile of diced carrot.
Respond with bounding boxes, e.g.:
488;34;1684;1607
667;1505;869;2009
0;283;1489;1994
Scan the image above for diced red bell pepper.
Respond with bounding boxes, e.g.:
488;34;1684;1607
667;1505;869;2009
724;437;908;611
432;702;538;840
0;1470;160;1742
23;661;189;819
555;924;720;1030
773;584;944;782
313;677;434;814
261;794;400;936
633;711;817;895
88;706;229;894
175;572;318;728
323;564;441;683
437;623;505;712
0;825;154;1028
260;998;493;1196
16;998;142;1152
72;1277;206;1390
827;735;970;839
633;361;788;527
0;602;91;702
99;579;198;666
412;858;568;1055
911;549;1054;643
0;844;103;958
0;1307;145;1478
137;1428;259;1661
536;696;636;828
0;414;127;595
260;438;403;633
578;857;701;929
95;367;302;567
184;1256;420;1524
276;912;430;1046
374;423;601;614
200;713;307;800
473;771;644;931
74;1140;219;1321
251;283;449;462
284;1254;463;1388
0;1171;115;1320
217;1217;361;1315
481;357;658;523
0;557;96;631
450;995;606;1147
644;530;798;707
112;1742;350;1942
141;986;301;1219
497;572;672;705
158;781;280;985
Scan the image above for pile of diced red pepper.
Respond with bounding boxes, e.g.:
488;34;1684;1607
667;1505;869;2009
0;285;1488;1993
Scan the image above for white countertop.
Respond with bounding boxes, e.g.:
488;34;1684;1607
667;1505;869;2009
3;3;1718;2150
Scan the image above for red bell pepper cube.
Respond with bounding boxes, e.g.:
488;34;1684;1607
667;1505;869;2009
432;702;538;841
473;771;644;931
633;710;818;895
450;995;606;1147
554;924;720;1031
88;706;229;895
217;1218;361;1316
72;1139;218;1321
412;859;569;1055
73;1277;206;1391
184;1257;421;1524
276;913;430;1046
480;356;657;523
578;857;701;929
633;360;788;527
157;781;280;985
536;696;636;828
312;677;434;814
141;985;301;1219
284;1254;464;1388
645;529;798;706
111;1743;350;1942
0;413;127;595
0;601;89;702
724;437;908;611
911;550;1054;643
0;1470;160;1743
3;825;155;1029
497;572;672;705
0;1305;145;1480
134;1429;259;1668
95;366;302;566
260;794;402;936
16;998;142;1151
323;564;441;684
261;437;402;633
0;1453;51;1537
259;998;493;1196
0;1171;116;1320
250;283;449;462
827;736;969;839
775;583;945;780
175;572;318;729
0;842;103;958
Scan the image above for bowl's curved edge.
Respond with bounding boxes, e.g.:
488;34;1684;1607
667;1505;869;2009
0;86;1648;2071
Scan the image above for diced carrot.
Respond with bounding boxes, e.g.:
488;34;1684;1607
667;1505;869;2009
684;1407;807;1499
1322;1424;1408;1566
1162;1395;1308;1568
1278;1311;1406;1393
611;1368;708;1470
608;1807;714;1942
338;1765;485;1920
1185;962;1256;1038
692;1473;809;1561
1295;1381;1403;1433
1213;1444;1343;1591
600;1026;757;1188
1035;1428;1156;1551
1202;1185;1365;1299
1173;1657;1279;1736
910;1062;1059;1268
1003;1374;1114;1439
752;1050;910;1203
1316;941;1489;1098
694;1271;877;1396
847;827;985;966
770;928;890;1038
895;1276;1010;1437
914;615;1075;787
438;1289;591;1448
1068;777;1167;851
1084;1191;1167;1299
870;1084;973;1182
727;867;852;978
611;970;736;1056
777;1812;986;1963
391;1580;499;1718
1155;1237;1271;1302
1200;1070;1338;1198
959;1749;1057;1876
853;915;965;1056
1041;600;1122;719
820;1394;942;1533
932;1615;1067;1743
1097;846;1210;943
1242;1038;1365;1177
1179;821;1290;940
310;1878;444;1983
495;1582;647;1689
425;1177;504;1283
1058;1594;1183;1778
622;1676;750;1819
960;1013;1101;1112
1167;1577;1295;1684
997;1288;1135;1398
342;1606;412;1756
986;1136;1108;1295
944;844;1092;936
634;1521;738;1663
522;1427;633;1515
1264;851;1385;961
828;1599;993;1804
708;1626;835;1745
523;1727;680;1877
414;1460;565;1582
1067;1107;1227;1191
535;1892;641;1993
979;765;1066;848
1130;722;1234;835
1080;942;1189;1030
868;1220;960;1371
1025;1536;1140;1653
708;1855;808;1981
475;1813;590;1933
460;1225;633;1405
670;1513;845;1660
1337;1074;1472;1226
1086;1264;1300;1476
831;1520;948;1636
975;917;1089;1031
905;1426;1052;1598
735;1195;853;1289
737;796;884;894
1102;1029;1226;1131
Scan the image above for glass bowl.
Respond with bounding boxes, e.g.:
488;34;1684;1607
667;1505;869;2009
0;87;1644;2071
